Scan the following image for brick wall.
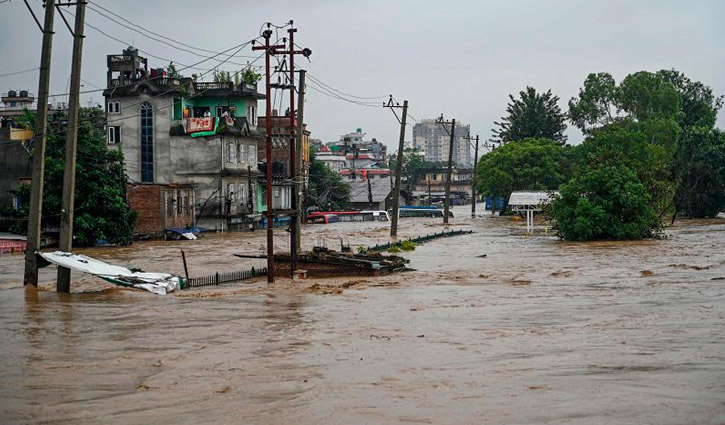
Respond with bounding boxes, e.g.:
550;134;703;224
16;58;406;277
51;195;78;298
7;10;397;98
127;184;162;236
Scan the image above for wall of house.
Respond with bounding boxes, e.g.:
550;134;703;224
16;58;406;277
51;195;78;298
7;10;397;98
106;93;174;184
127;184;162;236
0;131;31;208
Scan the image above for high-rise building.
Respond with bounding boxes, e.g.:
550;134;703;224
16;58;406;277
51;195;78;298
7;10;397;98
412;119;471;166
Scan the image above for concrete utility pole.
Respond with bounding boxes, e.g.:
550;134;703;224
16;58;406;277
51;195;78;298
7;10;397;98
253;27;284;283
24;0;57;287
294;70;305;257
383;97;407;237
287;26;297;276
465;134;479;219
57;0;87;293
437;115;455;225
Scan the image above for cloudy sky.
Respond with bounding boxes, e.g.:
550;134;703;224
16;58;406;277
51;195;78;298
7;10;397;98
1;0;723;149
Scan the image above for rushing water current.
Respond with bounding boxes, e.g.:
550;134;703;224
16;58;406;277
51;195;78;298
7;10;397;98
1;207;724;424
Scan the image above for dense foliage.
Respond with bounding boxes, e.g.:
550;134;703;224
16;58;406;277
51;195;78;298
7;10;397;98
551;165;661;241
491;87;568;145
673;128;725;218
15;107;137;246
474;138;571;211
304;149;351;211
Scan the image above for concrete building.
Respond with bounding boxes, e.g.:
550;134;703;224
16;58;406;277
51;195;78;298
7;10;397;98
1;90;36;127
326;128;387;163
0;127;31;209
127;183;195;236
315;146;346;172
412;119;471;166
103;47;265;231
413;167;475;206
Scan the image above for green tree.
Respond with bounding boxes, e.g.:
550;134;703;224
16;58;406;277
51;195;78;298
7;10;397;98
305;149;351;211
167;62;182;79
673;128;725;218
17;108;137;246
573;125;675;216
475;138;571;212
492;86;568;145
551;165;661;241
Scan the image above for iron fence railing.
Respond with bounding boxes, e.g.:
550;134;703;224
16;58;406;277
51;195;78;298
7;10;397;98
182;267;267;289
367;229;473;252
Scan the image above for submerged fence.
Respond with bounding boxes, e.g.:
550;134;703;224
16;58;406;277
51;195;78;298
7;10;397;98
367;229;473;252
182;267;267;289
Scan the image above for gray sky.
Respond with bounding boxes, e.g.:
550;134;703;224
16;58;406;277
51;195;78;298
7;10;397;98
1;0;723;149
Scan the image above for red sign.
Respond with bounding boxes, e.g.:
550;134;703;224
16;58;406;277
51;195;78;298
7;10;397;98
186;117;215;133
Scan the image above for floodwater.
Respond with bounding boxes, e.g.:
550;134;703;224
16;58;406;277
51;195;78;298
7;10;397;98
1;205;724;424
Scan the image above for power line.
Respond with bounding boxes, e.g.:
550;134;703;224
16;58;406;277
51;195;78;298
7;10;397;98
0;67;39;78
306;72;388;101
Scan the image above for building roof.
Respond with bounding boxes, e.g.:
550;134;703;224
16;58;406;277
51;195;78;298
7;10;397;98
349;178;393;203
508;191;559;211
345;153;374;160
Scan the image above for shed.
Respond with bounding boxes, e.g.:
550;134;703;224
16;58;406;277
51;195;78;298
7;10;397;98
349;178;408;211
508;191;558;233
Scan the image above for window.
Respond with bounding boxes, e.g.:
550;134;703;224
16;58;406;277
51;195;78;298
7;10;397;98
107;126;121;144
227;142;236;163
183;193;190;216
140;102;154;182
177;194;183;215
248;144;257;164
227;183;235;202
238;144;246;163
237;183;245;205
247;105;257;126
167;195;174;218
107;101;120;114
215;106;231;117
10;101;17;107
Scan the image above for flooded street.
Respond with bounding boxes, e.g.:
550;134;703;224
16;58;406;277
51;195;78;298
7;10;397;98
1;206;724;424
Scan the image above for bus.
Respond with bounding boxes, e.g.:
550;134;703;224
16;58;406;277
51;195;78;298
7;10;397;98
306;210;390;224
396;206;453;218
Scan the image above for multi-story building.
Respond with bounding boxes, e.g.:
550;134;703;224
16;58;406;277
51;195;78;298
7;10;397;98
412;167;475;206
326;128;387;163
412;119;471;166
0;89;36;128
103;47;265;232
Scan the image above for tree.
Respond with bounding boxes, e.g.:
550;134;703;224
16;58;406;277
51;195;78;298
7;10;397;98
16;107;137;246
573;125;675;216
491;86;568;145
213;70;231;83
304;149;351;211
475;138;571;212
167;62;182;79
551;165;661;241
388;148;439;193
673;128;725;218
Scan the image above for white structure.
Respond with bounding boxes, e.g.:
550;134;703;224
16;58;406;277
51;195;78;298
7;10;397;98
508;191;558;234
412;119;471;166
315;149;346;172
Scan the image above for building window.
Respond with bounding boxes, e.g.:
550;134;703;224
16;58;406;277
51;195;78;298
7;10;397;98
237;183;245;205
107;101;120;114
107;126;121;144
167;195;174;218
238;143;246;163
227;183;235;202
248;144;257;163
140;101;154;182
177;194;183;215
183;193;190;216
227;142;236;163
247;105;257;126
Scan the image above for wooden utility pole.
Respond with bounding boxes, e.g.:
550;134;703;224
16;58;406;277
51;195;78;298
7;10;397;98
24;0;56;287
294;70;306;257
57;0;87;293
437;115;455;224
383;97;407;237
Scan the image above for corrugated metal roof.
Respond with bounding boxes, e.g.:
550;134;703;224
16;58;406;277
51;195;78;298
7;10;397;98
508;191;558;207
350;179;393;203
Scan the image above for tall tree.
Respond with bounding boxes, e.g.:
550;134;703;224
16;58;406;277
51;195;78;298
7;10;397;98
673;128;725;218
475;138;571;212
304;149;351;211
491;86;568;145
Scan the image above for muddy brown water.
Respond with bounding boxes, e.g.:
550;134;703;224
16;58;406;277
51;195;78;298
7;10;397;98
1;206;724;424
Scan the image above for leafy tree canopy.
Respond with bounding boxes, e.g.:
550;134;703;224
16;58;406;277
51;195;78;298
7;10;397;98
17;107;137;246
475;138;571;209
551;165;661;241
673;127;725;218
491;86;568;145
304;149;351;211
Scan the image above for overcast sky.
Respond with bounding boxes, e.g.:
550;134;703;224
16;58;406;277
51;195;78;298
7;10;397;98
1;0;723;149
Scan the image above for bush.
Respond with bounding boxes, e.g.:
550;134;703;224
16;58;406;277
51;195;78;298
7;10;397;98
387;245;401;253
400;240;416;251
551;165;661;240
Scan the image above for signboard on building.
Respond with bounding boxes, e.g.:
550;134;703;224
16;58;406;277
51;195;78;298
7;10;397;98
186;117;216;133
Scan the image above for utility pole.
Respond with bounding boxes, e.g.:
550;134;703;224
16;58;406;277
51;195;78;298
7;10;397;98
253;26;285;283
383;97;407;237
464;134;479;219
24;0;56;287
57;0;87;293
287;25;297;277
294;70;305;258
437;115;455;224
